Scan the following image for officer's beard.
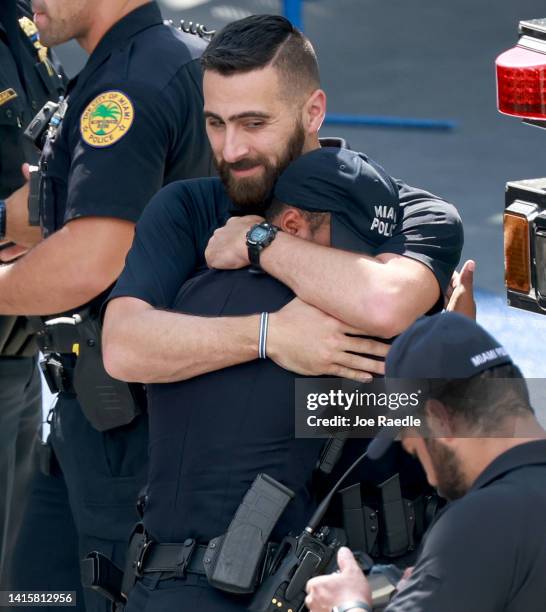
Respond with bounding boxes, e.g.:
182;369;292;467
425;439;468;501
216;121;306;215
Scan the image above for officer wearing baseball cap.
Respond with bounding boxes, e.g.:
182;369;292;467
272;146;400;254
305;312;546;612
368;311;514;460
111;147;412;612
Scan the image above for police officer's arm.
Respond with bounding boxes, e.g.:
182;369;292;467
263;238;438;338
103;184;386;384
0;216;135;314
104;292;385;383
206;193;463;338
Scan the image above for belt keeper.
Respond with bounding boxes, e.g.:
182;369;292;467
174;538;196;578
258;312;269;359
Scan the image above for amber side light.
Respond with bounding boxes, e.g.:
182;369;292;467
504;212;531;293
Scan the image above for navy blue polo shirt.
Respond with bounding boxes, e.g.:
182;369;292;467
144;267;328;543
140;156;419;542
387;440;546;611
114;167;461;544
39;1;213;239
109;168;462;311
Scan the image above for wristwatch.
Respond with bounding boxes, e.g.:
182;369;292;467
246;222;279;269
0;200;6;241
332;601;372;612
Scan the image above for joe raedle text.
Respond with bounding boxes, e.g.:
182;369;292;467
306;414;422;428
295;378;427;438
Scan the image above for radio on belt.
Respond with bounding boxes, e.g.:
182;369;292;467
496;18;546;315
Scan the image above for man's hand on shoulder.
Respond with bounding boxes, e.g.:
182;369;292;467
305;547;372;612
205;214;264;269
267;298;388;382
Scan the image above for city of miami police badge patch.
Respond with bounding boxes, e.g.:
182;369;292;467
80;91;134;148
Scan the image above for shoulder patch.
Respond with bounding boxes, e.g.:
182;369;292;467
80;91;134;148
0;89;18;107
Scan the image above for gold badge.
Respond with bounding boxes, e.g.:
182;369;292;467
0;89;18;107
80;91;134;148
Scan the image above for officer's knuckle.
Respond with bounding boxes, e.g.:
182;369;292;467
320;347;335;365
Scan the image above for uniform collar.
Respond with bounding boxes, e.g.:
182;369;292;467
471;439;546;491
67;2;162;97
88;1;162;60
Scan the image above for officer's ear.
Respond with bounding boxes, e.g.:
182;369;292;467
424;399;456;439
277;207;311;240
301;88;326;135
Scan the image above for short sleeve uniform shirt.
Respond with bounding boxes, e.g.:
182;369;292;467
387;440;546;611
39;1;213;239
109;148;463;310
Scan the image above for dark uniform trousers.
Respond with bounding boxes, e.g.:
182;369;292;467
0;358;41;588
11;395;148;612
126;574;254;612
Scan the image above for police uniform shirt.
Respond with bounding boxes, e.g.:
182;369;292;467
387;440;546;612
108;148;462;313
0;0;63;199
138;156;408;544
0;1;63;356
144;267;327;543
39;1;213;240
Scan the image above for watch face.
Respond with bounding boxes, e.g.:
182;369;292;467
251;226;270;242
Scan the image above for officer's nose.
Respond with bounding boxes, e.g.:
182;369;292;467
222;127;250;164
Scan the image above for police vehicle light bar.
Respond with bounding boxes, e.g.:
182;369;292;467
496;19;546;119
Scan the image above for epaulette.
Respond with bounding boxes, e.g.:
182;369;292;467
18;16;55;76
164;19;215;40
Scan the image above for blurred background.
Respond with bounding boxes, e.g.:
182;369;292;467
48;0;545;412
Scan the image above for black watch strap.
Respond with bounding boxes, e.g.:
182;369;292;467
246;222;279;269
0;200;6;241
248;242;261;267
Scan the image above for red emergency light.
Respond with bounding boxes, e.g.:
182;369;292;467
496;20;546;119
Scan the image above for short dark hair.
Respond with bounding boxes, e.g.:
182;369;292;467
201;15;320;99
422;363;533;435
265;198;328;233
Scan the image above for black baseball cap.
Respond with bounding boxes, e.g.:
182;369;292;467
367;312;514;460
273;147;399;253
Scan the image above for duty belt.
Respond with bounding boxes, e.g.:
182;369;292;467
83;536;217;610
82;526;277;608
134;538;208;579
34;312;145;431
